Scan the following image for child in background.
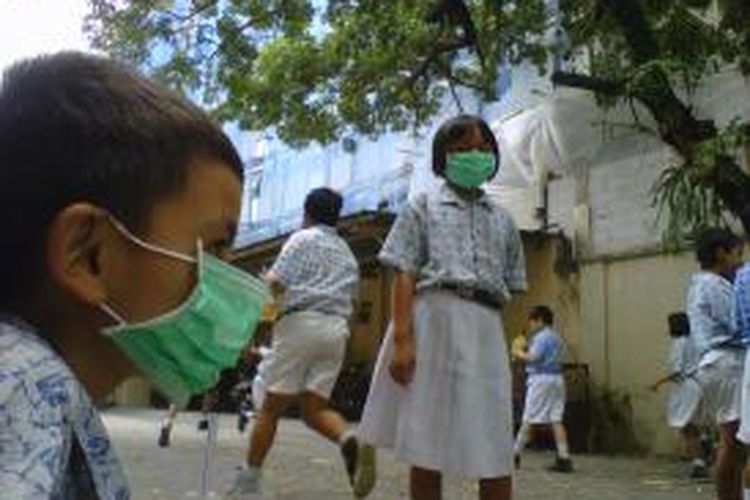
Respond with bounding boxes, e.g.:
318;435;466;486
229;188;375;498
687;228;745;499
358;114;527;499
513;306;573;473
650;312;709;478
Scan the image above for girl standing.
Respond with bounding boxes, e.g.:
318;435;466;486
359;115;527;499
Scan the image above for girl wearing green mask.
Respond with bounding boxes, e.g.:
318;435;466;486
359;115;527;499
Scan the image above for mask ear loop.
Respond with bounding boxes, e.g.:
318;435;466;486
107;215;197;264
100;302;127;330
100;215;202;333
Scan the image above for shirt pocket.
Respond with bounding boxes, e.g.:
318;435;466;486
426;205;467;270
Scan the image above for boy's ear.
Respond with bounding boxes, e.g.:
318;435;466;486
46;203;112;306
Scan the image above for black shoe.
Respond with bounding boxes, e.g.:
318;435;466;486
197;418;209;431
689;462;709;479
700;437;714;465
158;426;171;448
341;436;358;482
548;457;573;473
238;413;249;433
514;454;521;470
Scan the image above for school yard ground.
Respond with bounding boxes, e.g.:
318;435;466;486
105;408;713;500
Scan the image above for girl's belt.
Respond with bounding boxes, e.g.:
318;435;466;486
432;283;502;310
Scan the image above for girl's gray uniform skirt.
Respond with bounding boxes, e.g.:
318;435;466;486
358;290;514;478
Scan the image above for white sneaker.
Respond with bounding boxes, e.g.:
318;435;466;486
226;466;262;499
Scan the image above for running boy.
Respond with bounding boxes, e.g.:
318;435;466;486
228;188;375;498
513;306;573;473
358;114;527;500
687;228;745;499
0;52;268;498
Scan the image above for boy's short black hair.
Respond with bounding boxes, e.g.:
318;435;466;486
0;52;244;307
740;204;750;239
529;305;554;326
304;188;343;227
432;114;500;178
667;312;690;338
695;227;742;269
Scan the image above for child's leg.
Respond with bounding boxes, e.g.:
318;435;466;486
479;476;512;500
163;404;178;427
552;422;570;459
300;391;349;442
410;466;441;500
227;392;294;496
513;423;532;456
158;404;178;447
246;392;294;467
681;424;699;458
300;392;376;497
716;420;743;500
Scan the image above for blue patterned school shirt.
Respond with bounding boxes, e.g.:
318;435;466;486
734;262;750;346
686;271;743;363
270;224;360;318
0;317;130;500
526;327;565;376
379;183;527;304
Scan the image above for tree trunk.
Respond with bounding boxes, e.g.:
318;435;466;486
595;0;750;224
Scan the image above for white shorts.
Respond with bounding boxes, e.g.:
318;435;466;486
522;374;565;424
666;377;704;429
263;311;349;400
736;350;750;443
696;350;743;425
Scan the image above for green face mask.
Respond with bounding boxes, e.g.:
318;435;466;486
101;219;271;408
444;151;496;188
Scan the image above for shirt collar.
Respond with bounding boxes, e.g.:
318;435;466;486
437;182;492;210
313;224;338;234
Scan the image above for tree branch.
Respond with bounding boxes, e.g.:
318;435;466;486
551;71;623;96
404;39;472;90
597;0;750;216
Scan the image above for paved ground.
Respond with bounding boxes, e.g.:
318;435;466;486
104;408;715;499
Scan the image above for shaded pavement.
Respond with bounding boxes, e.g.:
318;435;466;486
104;409;713;499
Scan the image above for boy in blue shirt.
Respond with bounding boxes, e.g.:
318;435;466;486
513;306;573;473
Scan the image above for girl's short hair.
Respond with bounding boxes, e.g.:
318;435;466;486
667;312;689;338
432;114;500;179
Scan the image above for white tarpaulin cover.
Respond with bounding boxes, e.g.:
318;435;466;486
490;67;750;189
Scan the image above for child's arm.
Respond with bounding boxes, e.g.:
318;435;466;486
514;350;537;363
389;272;417;386
649;372;680;391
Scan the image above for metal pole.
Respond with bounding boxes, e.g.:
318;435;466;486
199;413;219;498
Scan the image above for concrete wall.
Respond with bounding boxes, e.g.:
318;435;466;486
579;252;697;454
